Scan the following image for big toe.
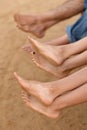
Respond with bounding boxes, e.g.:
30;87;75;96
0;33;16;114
14;72;29;90
14;14;20;23
28;36;43;50
22;45;32;53
14;72;23;82
14;13;25;25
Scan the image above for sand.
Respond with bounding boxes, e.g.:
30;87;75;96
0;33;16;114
0;0;87;130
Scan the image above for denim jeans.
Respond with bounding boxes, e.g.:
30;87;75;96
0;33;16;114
66;0;87;43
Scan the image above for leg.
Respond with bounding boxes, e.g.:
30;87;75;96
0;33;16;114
23;43;87;78
61;50;87;71
51;83;87;111
28;36;87;66
22;91;60;119
14;0;84;38
23;43;68;78
22;83;87;119
45;34;69;46
14;67;87;105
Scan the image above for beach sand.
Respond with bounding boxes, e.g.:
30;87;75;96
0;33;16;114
0;0;87;130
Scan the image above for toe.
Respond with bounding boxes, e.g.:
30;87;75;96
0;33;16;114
14;72;29;91
22;45;32;53
14;13;26;25
17;24;30;32
28;36;39;47
14;72;23;82
28;36;47;54
14;13;19;22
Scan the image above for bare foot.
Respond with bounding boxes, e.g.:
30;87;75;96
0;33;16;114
14;72;54;105
14;13;53;38
14;72;61;105
22;91;60;119
28;36;64;66
22;44;68;78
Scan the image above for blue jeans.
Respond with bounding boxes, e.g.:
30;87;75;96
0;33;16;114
66;0;87;43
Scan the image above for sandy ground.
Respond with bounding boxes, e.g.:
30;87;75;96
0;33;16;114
0;0;87;130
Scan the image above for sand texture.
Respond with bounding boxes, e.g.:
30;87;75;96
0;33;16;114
0;0;87;130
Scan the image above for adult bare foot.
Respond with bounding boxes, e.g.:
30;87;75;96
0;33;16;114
22;91;59;119
14;14;55;38
28;36;65;66
14;72;62;105
22;44;68;78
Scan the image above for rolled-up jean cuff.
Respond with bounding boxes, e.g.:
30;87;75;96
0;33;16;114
66;9;87;44
66;25;76;43
85;0;87;9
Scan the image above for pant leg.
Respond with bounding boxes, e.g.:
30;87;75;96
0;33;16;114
66;9;87;43
84;0;87;9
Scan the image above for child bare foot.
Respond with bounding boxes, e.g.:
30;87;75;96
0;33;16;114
22;44;68;78
22;91;60;119
14;67;87;106
28;36;65;66
14;72;56;105
14;14;53;38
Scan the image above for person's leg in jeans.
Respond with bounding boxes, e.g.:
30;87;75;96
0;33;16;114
14;0;84;38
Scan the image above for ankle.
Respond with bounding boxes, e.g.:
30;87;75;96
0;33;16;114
39;12;58;26
55;46;66;65
42;10;60;22
49;82;61;97
60;45;70;60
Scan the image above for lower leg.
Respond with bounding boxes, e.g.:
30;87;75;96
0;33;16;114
51;83;87;111
23;43;69;78
63;37;87;59
61;50;87;72
14;0;84;38
27;37;87;66
14;67;87;105
23;43;87;78
45;34;69;46
53;67;87;98
22;83;87;118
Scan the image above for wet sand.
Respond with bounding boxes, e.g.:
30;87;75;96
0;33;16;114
0;0;87;130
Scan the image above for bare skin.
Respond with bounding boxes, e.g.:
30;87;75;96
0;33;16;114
23;43;87;78
22;82;87;119
45;34;69;46
22;44;68;78
14;0;84;38
14;67;87;105
28;36;87;66
22;92;60;119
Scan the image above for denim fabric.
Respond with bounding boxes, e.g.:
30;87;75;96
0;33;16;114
66;0;87;43
85;0;87;9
